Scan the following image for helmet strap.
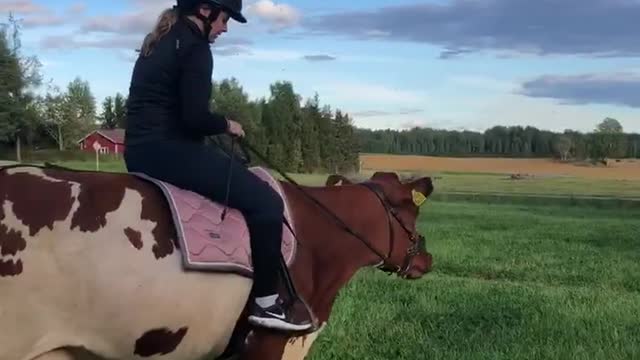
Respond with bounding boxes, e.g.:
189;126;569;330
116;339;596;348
179;4;221;41
194;12;212;39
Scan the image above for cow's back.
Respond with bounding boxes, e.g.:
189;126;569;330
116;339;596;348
0;166;252;360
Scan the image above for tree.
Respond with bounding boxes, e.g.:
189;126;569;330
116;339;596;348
208;78;264;163
65;77;97;134
299;93;322;172
591;117;627;161
100;96;116;129
0;14;42;161
552;135;572;161
596;117;623;133
265;81;302;172
113;93;127;128
0;25;21;147
40;85;69;150
332;110;359;173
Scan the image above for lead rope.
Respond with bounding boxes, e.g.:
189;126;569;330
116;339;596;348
217;136;312;325
219;138;235;222
236;137;390;263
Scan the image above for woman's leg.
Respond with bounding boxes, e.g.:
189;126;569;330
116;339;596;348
124;140;312;331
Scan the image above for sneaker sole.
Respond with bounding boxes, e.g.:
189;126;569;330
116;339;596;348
248;315;313;332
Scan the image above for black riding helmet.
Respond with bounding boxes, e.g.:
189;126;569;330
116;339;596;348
176;0;247;23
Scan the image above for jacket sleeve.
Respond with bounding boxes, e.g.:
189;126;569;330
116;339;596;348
178;43;228;136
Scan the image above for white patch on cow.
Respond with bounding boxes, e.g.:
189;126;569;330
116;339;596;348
116;188;160;253
7;167;67;184
0;178;254;360
2;201;37;239
281;322;327;360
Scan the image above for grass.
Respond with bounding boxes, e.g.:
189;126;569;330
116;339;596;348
307;201;640;359
432;173;640;199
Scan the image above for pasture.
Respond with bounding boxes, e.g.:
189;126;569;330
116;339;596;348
11;153;640;359
308;201;639;360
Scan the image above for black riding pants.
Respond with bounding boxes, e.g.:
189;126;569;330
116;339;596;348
124;139;283;297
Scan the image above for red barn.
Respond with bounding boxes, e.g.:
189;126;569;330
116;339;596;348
78;129;126;155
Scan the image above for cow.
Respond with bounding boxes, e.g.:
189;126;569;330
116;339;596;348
0;162;434;360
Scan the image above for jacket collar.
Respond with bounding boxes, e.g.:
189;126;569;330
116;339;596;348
180;16;209;42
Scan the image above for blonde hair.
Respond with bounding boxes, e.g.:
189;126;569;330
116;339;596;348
140;8;178;57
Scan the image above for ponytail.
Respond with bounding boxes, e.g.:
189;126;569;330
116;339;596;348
140;7;178;57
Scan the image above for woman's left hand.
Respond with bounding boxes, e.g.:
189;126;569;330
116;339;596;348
226;119;245;138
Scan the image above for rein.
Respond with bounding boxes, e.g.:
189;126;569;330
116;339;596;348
228;137;424;278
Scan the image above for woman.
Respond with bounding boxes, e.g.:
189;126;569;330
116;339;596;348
123;0;313;333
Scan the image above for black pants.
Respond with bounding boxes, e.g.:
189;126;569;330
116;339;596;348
124;139;282;297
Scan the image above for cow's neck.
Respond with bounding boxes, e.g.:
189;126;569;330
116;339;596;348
284;183;382;322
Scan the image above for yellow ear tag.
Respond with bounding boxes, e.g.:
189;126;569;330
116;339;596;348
412;189;427;207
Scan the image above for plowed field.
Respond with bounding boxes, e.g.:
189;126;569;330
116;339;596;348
360;154;640;180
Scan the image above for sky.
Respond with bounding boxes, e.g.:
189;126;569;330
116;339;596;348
1;0;639;133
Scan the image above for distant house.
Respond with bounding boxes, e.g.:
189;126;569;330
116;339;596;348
78;129;126;155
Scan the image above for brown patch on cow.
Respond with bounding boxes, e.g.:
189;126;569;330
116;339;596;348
0;224;26;256
0;258;22;277
124;227;143;250
126;177;178;259
1;171;74;237
41;169;127;233
0;222;26;277
133;327;188;357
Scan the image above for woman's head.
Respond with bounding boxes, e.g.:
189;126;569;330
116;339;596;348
177;0;246;26
186;2;227;43
140;0;247;56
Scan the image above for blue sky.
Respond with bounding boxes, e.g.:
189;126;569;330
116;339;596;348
2;0;639;133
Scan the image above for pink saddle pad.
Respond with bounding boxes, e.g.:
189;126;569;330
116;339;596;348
131;167;296;277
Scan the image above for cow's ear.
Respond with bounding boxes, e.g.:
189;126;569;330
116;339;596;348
326;174;353;186
405;177;434;207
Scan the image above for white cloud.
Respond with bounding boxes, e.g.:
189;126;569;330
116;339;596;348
459;93;640;133
317;81;428;105
246;0;301;30
68;2;86;15
0;0;68;28
234;48;301;61
21;13;65;27
0;0;44;14
40;34;142;50
446;75;516;93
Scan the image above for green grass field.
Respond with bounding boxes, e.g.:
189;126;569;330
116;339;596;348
308;201;640;360
19;157;640;358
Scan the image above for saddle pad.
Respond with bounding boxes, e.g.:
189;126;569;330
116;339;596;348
131;167;296;278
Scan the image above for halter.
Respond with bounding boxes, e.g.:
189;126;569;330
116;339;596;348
360;181;426;278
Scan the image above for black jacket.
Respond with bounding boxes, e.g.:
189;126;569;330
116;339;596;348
124;16;228;146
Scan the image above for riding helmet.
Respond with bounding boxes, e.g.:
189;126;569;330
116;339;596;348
176;0;247;23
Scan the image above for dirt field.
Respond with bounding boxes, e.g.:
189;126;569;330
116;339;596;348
360;154;640;180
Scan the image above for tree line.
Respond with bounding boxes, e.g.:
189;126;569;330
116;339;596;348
357;118;639;161
208;79;360;173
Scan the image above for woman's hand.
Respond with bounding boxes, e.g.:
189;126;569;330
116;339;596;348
226;118;245;138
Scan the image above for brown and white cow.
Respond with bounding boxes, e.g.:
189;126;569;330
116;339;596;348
0;164;434;360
